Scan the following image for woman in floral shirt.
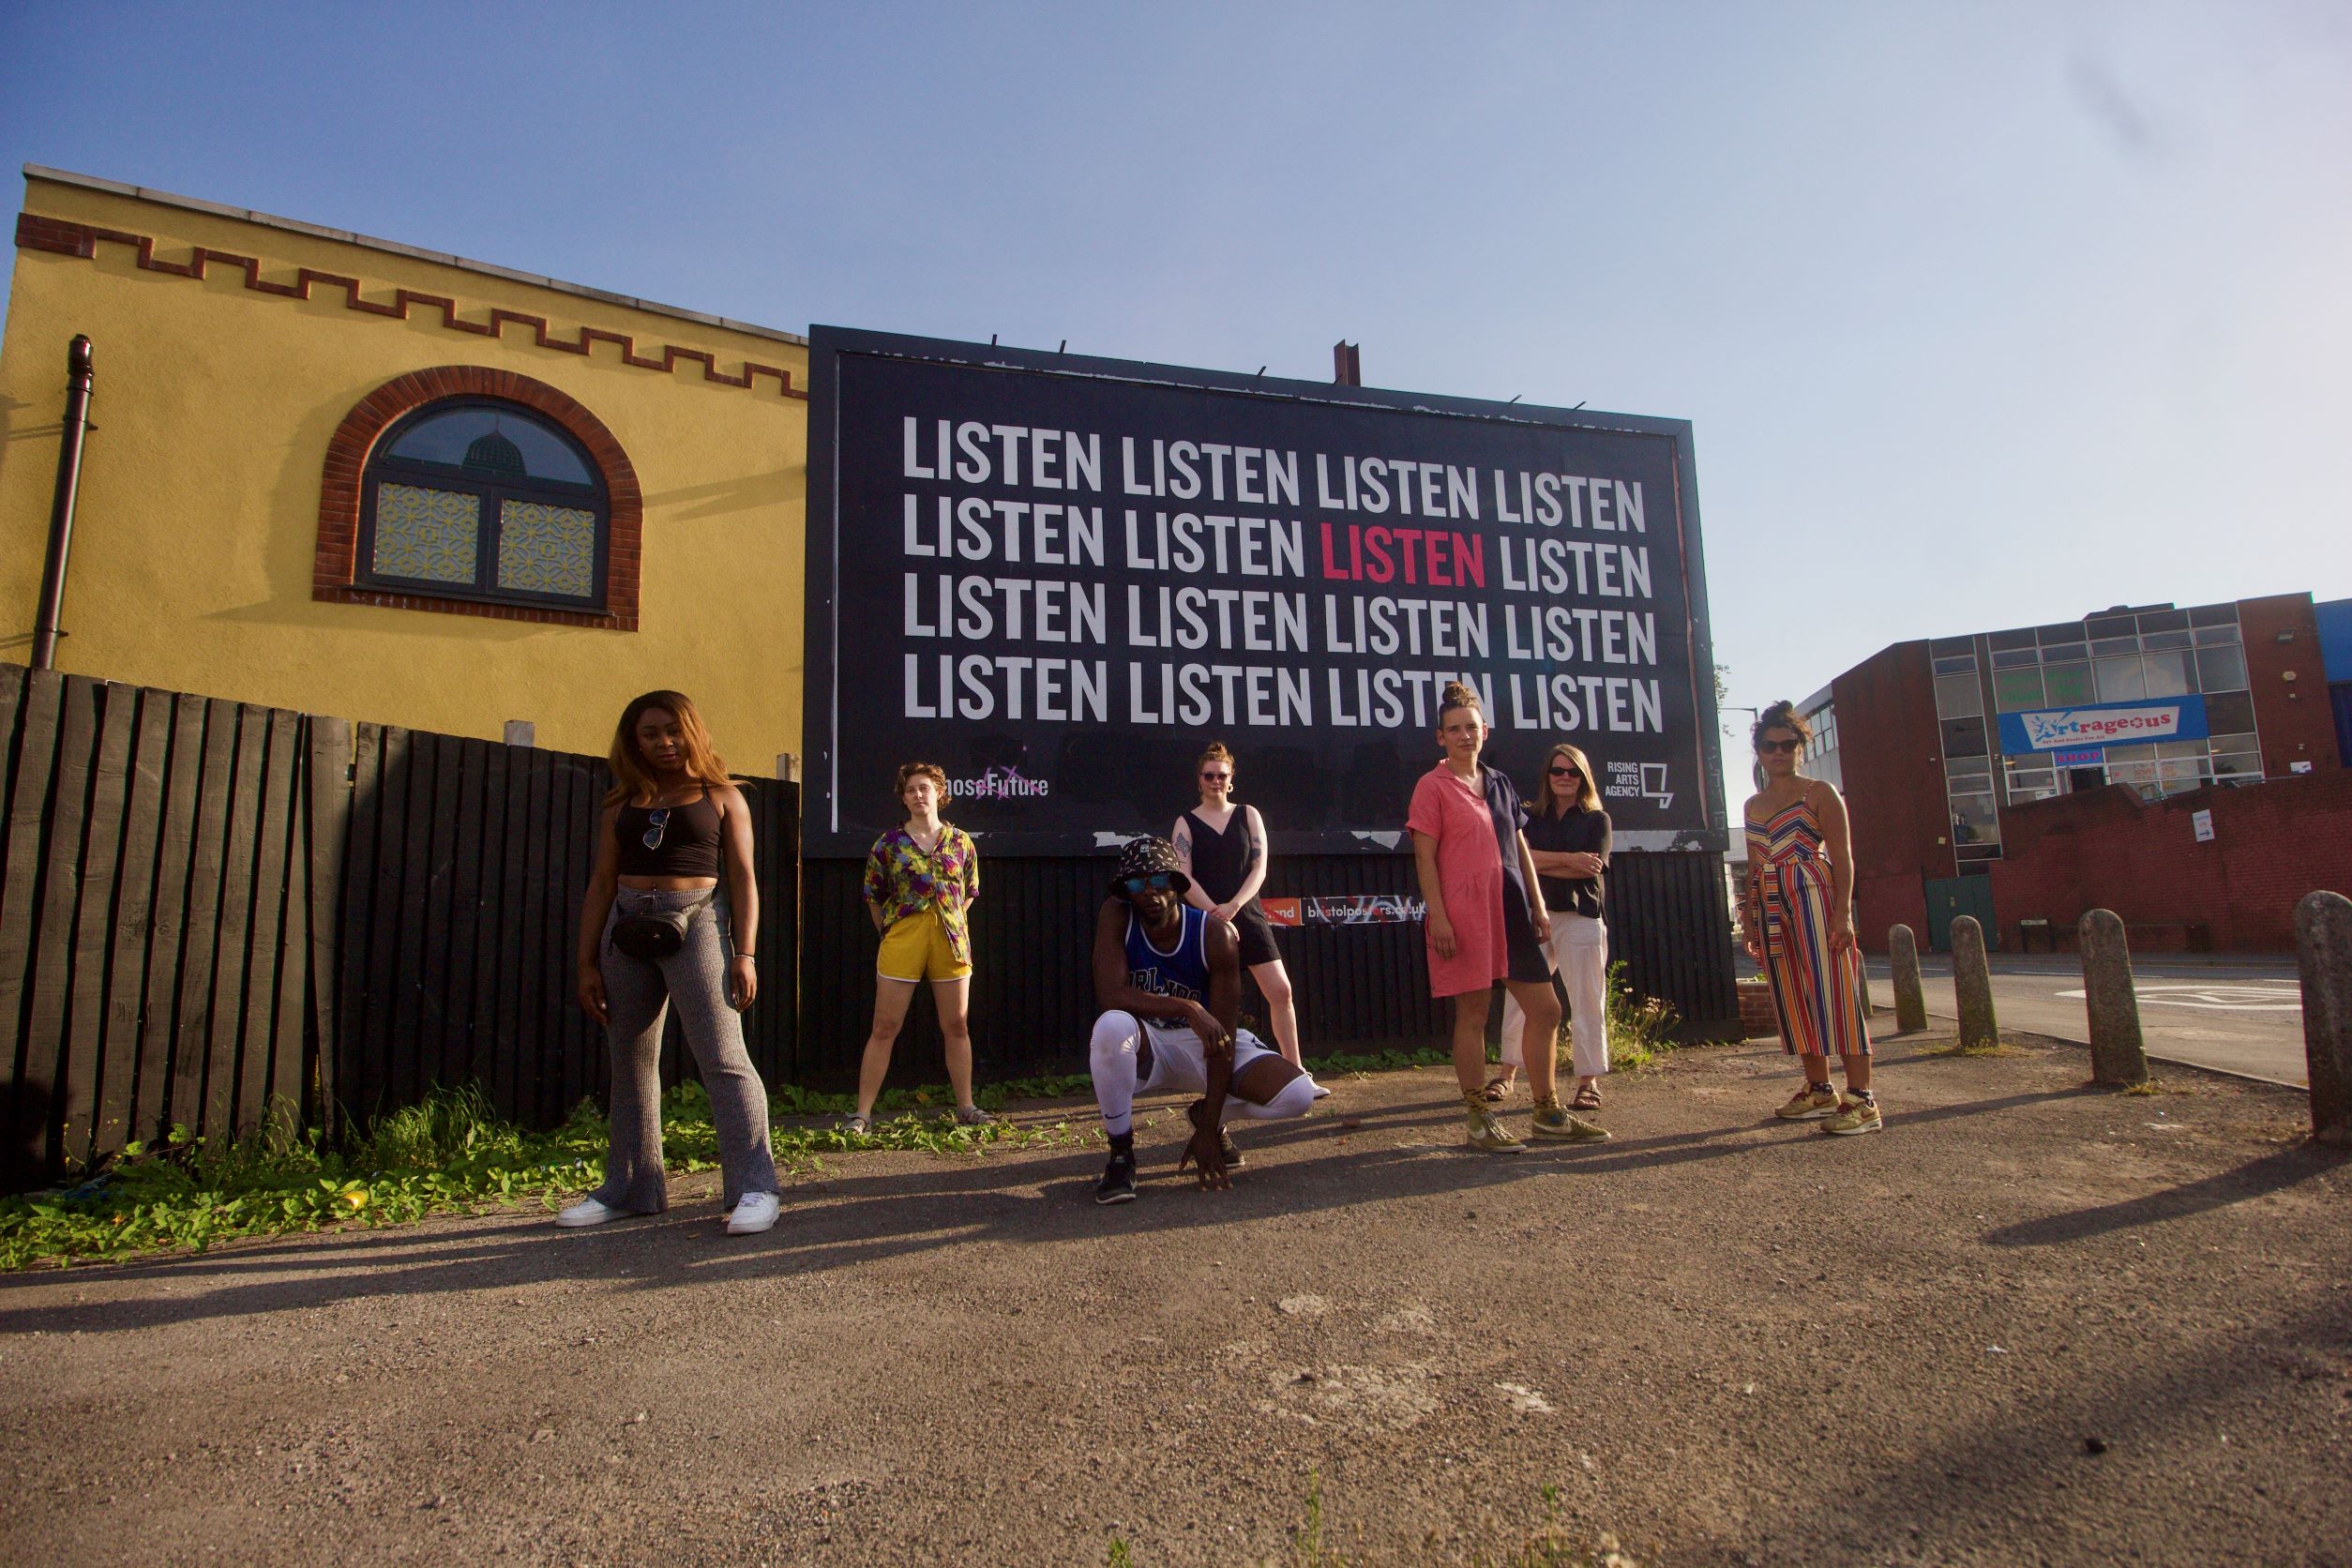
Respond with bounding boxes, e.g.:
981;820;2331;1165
850;761;987;1133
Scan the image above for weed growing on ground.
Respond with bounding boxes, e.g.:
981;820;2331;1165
2118;1077;2188;1096
1606;962;1681;1071
1930;1035;2029;1058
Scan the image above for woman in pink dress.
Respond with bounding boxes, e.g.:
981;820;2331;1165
1408;683;1604;1151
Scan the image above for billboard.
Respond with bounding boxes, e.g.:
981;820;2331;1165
1997;696;2211;755
804;328;1724;858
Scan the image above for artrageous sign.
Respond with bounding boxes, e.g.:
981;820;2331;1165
1997;697;2211;755
803;329;1726;858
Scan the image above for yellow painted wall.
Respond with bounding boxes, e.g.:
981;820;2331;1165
0;175;807;768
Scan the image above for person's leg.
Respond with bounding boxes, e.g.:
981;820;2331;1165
856;978;919;1122
1563;916;1610;1090
1503;976;1563;1106
932;976;976;1108
1449;988;1495;1098
1495;987;1526;1088
1248;959;1304;1069
1229;1048;1317;1121
1088;1010;1146;1138
1842;1052;1872;1093
589;942;671;1214
663;906;780;1210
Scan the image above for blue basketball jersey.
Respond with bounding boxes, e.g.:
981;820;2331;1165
1123;904;1210;1003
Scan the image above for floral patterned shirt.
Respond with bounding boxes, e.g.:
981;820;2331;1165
862;824;982;965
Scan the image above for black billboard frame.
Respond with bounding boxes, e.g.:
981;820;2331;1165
804;324;1727;861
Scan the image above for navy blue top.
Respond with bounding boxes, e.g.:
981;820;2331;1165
1123;904;1210;1006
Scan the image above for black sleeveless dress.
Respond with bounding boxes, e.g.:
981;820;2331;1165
1182;807;1281;966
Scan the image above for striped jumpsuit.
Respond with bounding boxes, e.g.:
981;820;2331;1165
1746;796;1872;1058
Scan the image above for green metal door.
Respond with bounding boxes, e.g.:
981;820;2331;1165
1922;875;1997;953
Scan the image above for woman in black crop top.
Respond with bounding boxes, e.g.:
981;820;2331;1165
559;689;782;1237
1172;741;1313;1084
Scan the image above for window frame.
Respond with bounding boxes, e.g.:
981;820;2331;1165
357;397;610;611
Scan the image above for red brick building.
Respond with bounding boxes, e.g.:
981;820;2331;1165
1795;592;2349;953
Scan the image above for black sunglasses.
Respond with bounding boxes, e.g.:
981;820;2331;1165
641;807;670;850
1121;872;1176;894
1200;771;1231;782
1548;764;1582;778
1757;738;1801;755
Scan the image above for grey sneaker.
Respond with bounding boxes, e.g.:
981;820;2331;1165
1530;1103;1610;1142
840;1113;871;1137
952;1104;999;1127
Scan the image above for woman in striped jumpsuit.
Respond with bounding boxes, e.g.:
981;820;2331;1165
1742;701;1881;1136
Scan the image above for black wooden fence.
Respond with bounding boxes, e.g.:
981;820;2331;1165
0;665;798;1192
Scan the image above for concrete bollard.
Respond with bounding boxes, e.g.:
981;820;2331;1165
1951;915;1998;1050
2077;909;2148;1088
1889;924;1928;1033
2296;889;2352;1147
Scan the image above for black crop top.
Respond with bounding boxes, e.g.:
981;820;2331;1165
616;791;723;878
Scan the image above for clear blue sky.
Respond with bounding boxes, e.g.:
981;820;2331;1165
4;3;2344;824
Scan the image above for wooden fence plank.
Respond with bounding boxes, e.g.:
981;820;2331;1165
169;699;239;1138
388;731;439;1108
476;741;516;1118
62;682;136;1168
134;695;204;1143
338;723;384;1124
235;708;300;1133
201;704;269;1140
491;744;533;1123
23;675;99;1176
515;748;553;1124
269;718;312;1128
97;690;172;1159
415;731;464;1097
0;665;23;863
0;667;64;1184
557;759;595;1117
360;725;411;1122
443;738;489;1093
303;716;353;1133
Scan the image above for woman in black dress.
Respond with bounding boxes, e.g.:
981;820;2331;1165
1171;743;1315;1087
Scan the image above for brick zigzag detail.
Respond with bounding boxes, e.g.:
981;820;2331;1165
15;213;806;399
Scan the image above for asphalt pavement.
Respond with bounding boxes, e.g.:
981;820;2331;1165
1858;953;2307;1088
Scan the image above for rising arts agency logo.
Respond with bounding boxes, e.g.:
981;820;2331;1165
1602;760;1674;810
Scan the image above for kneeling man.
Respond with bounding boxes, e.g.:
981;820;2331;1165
1091;836;1317;1204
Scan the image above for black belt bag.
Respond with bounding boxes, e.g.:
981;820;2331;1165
610;890;716;962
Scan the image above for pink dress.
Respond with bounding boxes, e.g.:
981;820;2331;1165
1408;763;1509;998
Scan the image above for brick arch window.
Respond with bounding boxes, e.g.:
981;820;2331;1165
316;368;641;628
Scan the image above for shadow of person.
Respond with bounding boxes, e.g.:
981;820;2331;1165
1983;1142;2346;1248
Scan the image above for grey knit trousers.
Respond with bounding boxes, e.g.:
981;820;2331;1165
590;887;780;1213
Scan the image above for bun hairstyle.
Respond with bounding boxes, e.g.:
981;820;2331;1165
1438;680;1484;722
1198;741;1234;770
896;760;950;813
1752;701;1812;753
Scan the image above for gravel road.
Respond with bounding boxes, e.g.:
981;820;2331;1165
2;1033;2346;1567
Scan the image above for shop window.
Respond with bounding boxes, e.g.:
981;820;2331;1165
2193;644;2248;692
1949;792;2000;845
1993;667;2045;712
1934;673;1983;717
361;400;607;608
2094;656;2147;702
2042;663;2095;705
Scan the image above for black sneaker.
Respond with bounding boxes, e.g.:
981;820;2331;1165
1094;1151;1138;1205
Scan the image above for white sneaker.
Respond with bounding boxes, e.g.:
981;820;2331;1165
554;1196;621;1228
724;1192;781;1235
1308;1078;1333;1099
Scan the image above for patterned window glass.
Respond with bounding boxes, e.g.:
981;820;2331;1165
2042;663;2095;705
498;501;597;597
360;398;610;611
372;484;480;583
1993;667;2044;712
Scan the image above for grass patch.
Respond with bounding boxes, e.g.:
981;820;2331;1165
1929;1033;2030;1058
2118;1076;2188;1096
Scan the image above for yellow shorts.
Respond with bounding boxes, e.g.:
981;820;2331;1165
876;909;971;983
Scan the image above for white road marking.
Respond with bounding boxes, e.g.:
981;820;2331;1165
2050;983;2301;1014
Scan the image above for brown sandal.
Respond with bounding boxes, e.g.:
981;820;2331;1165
1570;1082;1603;1111
1482;1075;1515;1103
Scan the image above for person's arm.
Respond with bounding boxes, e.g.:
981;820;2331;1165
1173;817;1217;912
1814;781;1858;952
716;784;759;1010
1092;901;1225;1040
1412;830;1455;959
1177;917;1242;1190
1515;830;1552;942
864;837;894;935
1222;806;1272;916
575;804;622;1024
1739;804;1767;958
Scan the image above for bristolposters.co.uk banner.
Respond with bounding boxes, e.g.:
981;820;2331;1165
804;329;1725;859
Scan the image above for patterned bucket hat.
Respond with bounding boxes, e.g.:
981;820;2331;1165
1109;835;1192;897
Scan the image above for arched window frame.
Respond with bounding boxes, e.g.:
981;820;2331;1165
315;368;641;629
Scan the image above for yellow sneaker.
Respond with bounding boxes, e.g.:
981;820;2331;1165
1822;1093;1883;1136
1530;1101;1610;1141
1775;1084;1841;1121
1464;1102;1528;1153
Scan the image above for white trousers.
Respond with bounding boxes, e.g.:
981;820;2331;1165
1499;912;1610;1078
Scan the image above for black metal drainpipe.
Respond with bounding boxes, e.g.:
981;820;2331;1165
32;334;95;672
